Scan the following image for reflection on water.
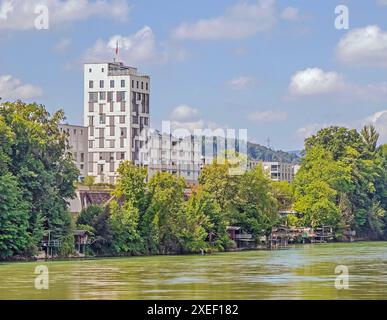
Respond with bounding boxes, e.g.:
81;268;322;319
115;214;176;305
0;242;386;300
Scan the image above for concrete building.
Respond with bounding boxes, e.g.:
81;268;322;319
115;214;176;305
59;124;88;181
248;160;298;183
84;62;150;183
140;130;202;184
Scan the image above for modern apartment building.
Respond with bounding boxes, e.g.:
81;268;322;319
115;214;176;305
59;124;88;181
84;62;150;183
140;130;202;184
248;160;298;183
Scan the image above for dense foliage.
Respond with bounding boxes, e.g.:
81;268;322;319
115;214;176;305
294;126;387;239
0;101;78;259
76;160;278;256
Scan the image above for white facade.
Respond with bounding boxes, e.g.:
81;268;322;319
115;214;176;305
248;160;298;183
84;62;150;183
59;124;88;180
140;130;202;184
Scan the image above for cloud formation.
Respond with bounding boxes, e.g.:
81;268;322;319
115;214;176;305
172;0;276;40
0;0;129;30
84;26;188;65
364;110;387;143
289;68;344;96
337;25;387;67
168;105;222;132
0;74;43;100
228;76;257;89
84;26;167;64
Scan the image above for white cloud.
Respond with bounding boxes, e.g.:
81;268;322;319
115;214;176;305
170;105;201;122
53;37;71;52
0;0;13;20
168;105;223;133
0;0;129;30
337;25;387;67
288;67;387;102
377;0;387;6
364;110;387;143
228;76;256;89
280;7;299;21
172;0;276;40
248;110;287;123
170;105;204;131
84;26;167;64
289;68;345;96
0;74;42;100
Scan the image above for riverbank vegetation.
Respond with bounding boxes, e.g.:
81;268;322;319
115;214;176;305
0;101;386;260
0;101;78;260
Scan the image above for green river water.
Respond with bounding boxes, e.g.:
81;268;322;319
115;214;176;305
0;242;386;300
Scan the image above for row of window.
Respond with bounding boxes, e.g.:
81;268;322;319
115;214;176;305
88;115;149;126
89;91;126;103
60;127;84;136
88;137;141;150
89;91;150;105
89;80;149;91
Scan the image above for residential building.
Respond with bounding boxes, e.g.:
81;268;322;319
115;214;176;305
140;130;202;184
248;160;298;183
59;124;88;181
84;62;150;183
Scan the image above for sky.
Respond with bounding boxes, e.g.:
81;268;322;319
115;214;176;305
1;0;387;151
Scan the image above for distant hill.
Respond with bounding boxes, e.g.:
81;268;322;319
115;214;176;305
202;137;301;164
247;142;301;164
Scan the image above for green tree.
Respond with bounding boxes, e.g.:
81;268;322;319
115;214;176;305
271;181;294;212
177;187;231;253
77;205;104;226
305;126;364;160
109;200;142;254
199;161;239;215
0;101;79;257
84;176;95;188
0;174;30;259
296;126;387;238
231;165;279;237
294;147;352;228
113;161;147;210
142;172;185;254
361;125;379;154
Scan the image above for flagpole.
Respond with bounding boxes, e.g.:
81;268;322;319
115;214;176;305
114;40;119;63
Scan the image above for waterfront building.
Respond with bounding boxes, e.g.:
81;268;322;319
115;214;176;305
248;160;298;183
140;129;202;184
84;62;150;184
59;124;88;181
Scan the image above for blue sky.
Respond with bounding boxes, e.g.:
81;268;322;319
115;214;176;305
1;0;387;150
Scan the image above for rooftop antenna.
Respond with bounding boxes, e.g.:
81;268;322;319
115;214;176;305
264;137;272;162
266;137;271;150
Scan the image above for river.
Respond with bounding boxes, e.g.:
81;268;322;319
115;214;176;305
0;242;386;300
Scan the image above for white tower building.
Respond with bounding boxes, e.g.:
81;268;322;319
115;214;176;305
84;62;150;184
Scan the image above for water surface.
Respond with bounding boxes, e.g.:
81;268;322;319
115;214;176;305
0;242;386;299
